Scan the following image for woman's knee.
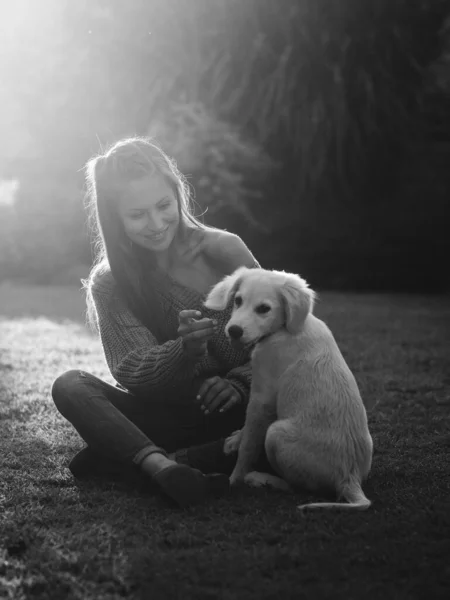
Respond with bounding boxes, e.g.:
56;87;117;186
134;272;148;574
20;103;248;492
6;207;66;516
51;369;86;415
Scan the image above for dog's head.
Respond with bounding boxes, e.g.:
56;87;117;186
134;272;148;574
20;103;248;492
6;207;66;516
204;267;315;345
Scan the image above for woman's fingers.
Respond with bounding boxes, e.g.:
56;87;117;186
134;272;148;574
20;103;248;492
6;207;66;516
205;388;235;414
178;316;217;333
197;377;240;414
189;318;216;332
178;310;201;323
178;313;217;361
182;327;215;342
197;376;221;402
178;311;216;329
219;396;240;413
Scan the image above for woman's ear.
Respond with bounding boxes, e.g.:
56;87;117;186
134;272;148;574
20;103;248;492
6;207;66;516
279;273;316;334
204;267;248;311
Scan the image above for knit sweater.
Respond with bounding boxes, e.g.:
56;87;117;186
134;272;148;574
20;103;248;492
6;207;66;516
91;267;257;402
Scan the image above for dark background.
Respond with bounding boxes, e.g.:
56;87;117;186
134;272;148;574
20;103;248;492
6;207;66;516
0;0;449;292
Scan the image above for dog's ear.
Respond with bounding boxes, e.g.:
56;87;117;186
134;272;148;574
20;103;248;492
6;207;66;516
280;273;316;334
204;267;248;311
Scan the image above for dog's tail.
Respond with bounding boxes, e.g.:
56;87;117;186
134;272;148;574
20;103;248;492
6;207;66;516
297;473;371;512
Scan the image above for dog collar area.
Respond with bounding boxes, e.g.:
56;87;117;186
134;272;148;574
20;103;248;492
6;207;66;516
255;324;288;346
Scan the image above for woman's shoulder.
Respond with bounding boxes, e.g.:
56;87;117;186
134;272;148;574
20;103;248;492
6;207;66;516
89;263;117;297
199;226;260;273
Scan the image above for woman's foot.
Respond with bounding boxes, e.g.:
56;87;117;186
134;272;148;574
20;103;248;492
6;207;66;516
151;463;229;508
141;453;229;508
68;448;229;507
171;436;277;477
140;452;176;477
172;438;238;475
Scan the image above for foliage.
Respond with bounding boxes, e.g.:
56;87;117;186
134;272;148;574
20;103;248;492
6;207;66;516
148;100;277;229
0;0;449;288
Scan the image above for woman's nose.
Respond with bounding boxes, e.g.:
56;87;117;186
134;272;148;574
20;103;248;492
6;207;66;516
146;212;164;231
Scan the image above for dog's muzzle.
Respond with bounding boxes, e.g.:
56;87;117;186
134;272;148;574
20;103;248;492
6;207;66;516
228;325;244;341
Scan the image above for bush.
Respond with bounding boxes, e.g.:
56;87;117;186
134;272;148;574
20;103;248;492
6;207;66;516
148;100;276;230
1;0;449;290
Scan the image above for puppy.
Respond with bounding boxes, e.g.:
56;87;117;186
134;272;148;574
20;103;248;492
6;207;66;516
204;267;373;510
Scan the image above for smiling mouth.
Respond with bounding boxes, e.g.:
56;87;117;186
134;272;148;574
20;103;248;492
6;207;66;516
144;228;168;241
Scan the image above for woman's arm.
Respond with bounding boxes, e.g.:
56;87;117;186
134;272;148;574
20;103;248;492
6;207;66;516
203;229;259;402
92;278;197;396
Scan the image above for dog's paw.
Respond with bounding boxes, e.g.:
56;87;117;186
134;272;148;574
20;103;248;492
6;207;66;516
244;471;293;492
229;469;246;487
224;429;243;455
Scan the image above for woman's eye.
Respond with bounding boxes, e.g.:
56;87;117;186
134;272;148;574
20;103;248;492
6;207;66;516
159;203;171;210
234;296;242;307
255;304;271;315
130;212;145;219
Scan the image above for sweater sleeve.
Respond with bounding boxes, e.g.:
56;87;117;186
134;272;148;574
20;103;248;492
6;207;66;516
225;363;252;404
92;278;196;395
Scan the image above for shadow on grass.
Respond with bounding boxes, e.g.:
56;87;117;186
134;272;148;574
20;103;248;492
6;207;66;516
1;287;450;598
2;424;450;599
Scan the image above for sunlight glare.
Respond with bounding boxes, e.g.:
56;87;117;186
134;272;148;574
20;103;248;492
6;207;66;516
0;179;19;207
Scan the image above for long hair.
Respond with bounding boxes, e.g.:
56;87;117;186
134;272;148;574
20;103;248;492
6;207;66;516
83;136;203;341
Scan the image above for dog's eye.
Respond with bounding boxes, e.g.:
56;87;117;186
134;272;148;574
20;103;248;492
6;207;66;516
255;304;271;315
234;295;243;307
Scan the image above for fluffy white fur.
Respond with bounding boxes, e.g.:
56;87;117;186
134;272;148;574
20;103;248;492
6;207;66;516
205;267;374;511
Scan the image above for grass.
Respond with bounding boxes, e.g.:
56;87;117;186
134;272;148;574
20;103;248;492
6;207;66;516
0;281;449;599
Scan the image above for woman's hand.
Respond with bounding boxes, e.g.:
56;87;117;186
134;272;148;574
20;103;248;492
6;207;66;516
196;376;242;414
178;310;216;361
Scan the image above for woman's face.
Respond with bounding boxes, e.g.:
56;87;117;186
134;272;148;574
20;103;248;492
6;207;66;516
117;174;180;253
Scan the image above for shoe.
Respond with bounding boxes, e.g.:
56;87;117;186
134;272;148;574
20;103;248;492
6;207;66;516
179;438;238;475
153;464;229;508
180;438;277;477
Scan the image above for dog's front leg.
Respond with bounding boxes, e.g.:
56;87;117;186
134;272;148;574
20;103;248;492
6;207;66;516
230;395;274;486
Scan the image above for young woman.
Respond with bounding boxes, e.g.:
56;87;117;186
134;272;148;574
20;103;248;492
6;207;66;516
51;137;260;508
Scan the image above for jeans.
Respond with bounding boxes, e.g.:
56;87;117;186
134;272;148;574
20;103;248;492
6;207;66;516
51;370;246;468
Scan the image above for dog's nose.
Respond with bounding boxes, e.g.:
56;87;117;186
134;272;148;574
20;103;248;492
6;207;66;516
228;325;243;340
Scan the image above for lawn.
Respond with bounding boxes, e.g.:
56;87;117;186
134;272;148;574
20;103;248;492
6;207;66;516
0;281;449;599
